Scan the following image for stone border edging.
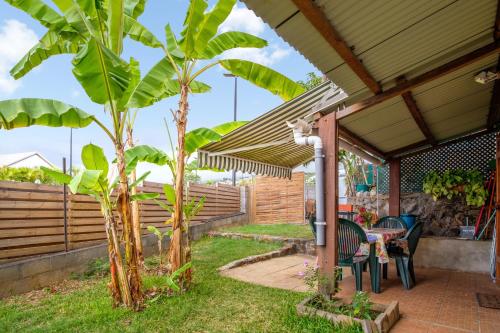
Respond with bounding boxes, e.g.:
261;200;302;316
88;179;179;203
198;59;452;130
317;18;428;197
208;231;316;256
218;244;297;272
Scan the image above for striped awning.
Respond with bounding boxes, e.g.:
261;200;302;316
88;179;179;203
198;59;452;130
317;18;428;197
198;82;347;178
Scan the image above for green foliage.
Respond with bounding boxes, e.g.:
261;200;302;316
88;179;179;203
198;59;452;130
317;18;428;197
0;98;94;130
339;150;369;196
350;292;373;320
71;258;110;280
0;166;55;184
297;72;324;91
423;169;488;207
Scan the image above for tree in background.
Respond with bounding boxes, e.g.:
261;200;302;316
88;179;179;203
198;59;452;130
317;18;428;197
129;0;305;288
0;166;54;184
297;72;325;91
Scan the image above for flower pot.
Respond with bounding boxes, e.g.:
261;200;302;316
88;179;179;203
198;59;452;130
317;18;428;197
399;214;416;229
356;184;370;192
296;295;400;333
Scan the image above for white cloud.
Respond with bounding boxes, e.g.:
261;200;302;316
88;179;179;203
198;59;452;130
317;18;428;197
0;20;38;95
221;45;290;66
219;6;265;36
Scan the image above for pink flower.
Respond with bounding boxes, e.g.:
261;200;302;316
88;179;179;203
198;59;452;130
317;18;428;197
304;260;309;267
298;271;305;277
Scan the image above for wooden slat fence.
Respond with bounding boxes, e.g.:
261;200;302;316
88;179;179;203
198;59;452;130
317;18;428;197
0;180;241;262
249;172;305;224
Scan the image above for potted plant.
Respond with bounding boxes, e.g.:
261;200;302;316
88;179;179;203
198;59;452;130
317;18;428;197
340;150;371;195
296;261;400;332
354;207;376;230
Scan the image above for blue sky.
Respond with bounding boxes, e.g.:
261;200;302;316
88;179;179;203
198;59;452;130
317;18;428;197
0;1;318;182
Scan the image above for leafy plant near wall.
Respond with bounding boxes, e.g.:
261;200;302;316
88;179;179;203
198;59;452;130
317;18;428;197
422;169;488;207
0;166;54;184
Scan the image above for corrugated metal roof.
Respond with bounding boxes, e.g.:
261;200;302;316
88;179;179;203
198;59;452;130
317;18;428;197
242;0;499;158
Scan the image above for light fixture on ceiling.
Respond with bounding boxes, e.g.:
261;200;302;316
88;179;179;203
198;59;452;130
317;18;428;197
474;69;499;84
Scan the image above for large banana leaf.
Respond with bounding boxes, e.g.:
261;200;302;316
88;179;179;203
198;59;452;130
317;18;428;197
184;121;247;154
5;0;65;29
11;31;81;79
51;0;73;12
108;0;125;54
0;98;94;129
219;59;305;101
72;38;131;105
40;167;72;184
124;145;170;174
124;0;146;19
200;31;267;59
81;144;109;181
127;57;177;108
69;169;103;195
124;15;162;49
212;120;248;135
165;24;184;58
118;57;141;108
179;0;208;57
194;0;235;55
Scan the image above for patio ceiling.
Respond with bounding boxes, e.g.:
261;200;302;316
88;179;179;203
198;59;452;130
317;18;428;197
243;0;500;158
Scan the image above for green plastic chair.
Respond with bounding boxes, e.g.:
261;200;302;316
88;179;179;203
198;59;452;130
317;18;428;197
308;214;317;239
373;216;407;229
390;222;424;289
338;218;369;291
373;216;408;279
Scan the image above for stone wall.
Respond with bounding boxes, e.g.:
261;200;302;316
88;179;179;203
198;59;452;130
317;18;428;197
347;192;481;237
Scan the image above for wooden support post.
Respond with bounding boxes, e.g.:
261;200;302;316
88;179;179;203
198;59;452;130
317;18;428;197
389;158;401;216
496;133;500;285
317;113;339;296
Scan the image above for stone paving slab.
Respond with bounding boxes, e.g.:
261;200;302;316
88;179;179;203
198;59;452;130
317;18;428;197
221;254;500;332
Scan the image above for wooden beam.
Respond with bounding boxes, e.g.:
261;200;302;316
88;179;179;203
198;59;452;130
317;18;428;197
401;91;436;145
291;0;381;94
496;133;500;285
487;76;500;129
389;158;401;216
338;126;386;160
317;112;339;295
331;42;500;120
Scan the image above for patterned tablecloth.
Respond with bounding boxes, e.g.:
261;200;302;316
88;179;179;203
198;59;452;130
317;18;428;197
357;228;407;264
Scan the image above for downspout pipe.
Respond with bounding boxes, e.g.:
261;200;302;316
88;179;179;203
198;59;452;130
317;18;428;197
290;128;326;246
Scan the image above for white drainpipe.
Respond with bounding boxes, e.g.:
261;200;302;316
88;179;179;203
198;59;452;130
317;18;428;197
288;121;326;246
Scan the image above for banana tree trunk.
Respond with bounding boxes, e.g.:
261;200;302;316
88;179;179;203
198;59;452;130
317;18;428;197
168;84;191;287
126;125;143;267
103;208;131;307
115;142;143;309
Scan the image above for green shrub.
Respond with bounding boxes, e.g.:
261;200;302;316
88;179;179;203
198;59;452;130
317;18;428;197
0;166;55;184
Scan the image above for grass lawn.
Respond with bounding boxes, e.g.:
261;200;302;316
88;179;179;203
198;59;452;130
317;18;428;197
219;223;313;239
0;237;359;333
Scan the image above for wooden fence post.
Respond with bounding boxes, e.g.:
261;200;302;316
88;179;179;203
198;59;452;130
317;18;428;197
62;158;68;252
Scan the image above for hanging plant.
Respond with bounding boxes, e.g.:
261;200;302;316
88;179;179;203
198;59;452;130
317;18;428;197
422;169;488;207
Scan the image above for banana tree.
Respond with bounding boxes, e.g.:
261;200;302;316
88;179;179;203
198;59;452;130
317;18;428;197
132;0;305;286
2;0;167;309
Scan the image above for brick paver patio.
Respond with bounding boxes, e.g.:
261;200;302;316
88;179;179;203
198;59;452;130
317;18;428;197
222;254;500;332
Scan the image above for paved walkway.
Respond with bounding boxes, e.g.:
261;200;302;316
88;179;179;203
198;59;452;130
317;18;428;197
222;254;500;333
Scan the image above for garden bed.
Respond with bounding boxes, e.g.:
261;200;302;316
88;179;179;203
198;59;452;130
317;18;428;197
297;295;399;333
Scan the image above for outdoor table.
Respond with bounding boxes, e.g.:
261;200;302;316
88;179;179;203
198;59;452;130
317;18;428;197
360;228;407;293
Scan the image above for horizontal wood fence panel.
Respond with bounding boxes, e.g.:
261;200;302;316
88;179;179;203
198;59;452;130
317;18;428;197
0;181;241;262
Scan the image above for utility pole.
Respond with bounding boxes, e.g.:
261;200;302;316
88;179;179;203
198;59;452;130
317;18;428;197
224;73;238;186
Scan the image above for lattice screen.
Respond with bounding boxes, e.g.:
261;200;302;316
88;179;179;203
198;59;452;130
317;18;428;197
401;133;496;192
376;132;496;194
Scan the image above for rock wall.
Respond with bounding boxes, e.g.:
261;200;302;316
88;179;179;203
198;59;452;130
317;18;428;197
347;192;481;237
